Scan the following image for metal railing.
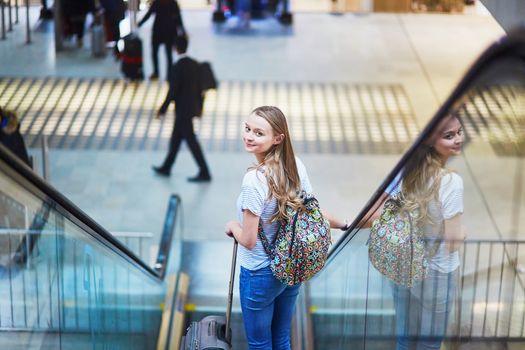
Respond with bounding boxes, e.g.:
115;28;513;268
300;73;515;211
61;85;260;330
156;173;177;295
306;237;525;349
0;0;31;43
454;239;525;340
40;134;49;180
0;193;182;334
0;228;156;333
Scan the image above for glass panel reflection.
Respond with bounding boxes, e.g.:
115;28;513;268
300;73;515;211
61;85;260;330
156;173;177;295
307;45;525;349
0;159;165;349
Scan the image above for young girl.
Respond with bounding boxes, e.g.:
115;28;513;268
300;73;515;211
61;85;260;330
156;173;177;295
390;113;465;350
225;106;347;349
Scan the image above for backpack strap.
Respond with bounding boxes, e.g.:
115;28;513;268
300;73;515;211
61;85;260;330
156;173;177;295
256;194;306;259
257;220;278;259
394;195;442;258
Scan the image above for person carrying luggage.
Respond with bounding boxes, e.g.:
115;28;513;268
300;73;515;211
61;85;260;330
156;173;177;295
99;0;126;57
62;0;96;48
138;0;185;80
224;106;348;349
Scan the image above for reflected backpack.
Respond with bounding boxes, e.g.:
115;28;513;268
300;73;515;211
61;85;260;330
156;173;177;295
258;192;331;286
368;196;431;288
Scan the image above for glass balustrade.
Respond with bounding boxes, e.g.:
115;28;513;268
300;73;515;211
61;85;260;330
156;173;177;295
305;30;525;350
0;153;166;349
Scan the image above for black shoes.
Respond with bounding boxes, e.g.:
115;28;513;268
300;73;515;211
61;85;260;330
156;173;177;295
152;166;211;182
187;174;211;183
152;165;170;177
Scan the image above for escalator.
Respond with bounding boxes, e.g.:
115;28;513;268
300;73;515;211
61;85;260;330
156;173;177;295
298;27;525;349
0;143;182;349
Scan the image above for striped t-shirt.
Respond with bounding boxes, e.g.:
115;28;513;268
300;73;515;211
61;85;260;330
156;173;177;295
236;158;313;271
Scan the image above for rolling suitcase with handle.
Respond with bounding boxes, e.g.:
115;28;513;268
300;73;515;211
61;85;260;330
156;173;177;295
180;240;238;350
121;33;144;81
91;23;106;57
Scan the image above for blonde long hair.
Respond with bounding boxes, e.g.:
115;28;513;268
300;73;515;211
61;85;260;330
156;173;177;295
400;115;459;225
251;106;303;223
400;146;445;225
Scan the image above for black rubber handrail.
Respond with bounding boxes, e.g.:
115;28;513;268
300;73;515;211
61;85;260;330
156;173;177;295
154;193;181;279
327;27;525;264
0;142;180;282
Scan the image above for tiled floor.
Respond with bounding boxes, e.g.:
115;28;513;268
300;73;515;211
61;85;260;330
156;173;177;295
0;77;418;153
0;7;504;121
2;76;521;157
0;5;506;239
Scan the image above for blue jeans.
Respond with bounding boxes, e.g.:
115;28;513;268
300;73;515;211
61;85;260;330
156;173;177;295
240;266;301;350
391;268;458;350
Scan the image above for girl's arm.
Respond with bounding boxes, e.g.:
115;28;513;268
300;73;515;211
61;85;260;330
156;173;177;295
357;191;390;228
443;214;466;252
321;210;349;230
225;210;259;250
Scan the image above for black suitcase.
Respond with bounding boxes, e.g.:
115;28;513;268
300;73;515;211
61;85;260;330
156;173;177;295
121;33;144;81
180;241;237;350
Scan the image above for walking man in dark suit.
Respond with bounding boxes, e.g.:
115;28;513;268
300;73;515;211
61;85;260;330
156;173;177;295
153;36;212;182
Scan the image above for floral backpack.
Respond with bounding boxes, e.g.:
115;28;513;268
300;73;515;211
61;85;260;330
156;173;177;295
368;196;436;288
258;192;331;286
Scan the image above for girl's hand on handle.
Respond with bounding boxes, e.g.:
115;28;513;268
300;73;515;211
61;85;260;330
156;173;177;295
225;211;258;249
225;220;239;238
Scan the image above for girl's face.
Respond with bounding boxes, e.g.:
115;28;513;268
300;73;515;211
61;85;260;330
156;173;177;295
432;116;464;163
243;113;282;161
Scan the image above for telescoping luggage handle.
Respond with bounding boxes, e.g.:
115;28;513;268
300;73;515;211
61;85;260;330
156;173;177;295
225;240;238;344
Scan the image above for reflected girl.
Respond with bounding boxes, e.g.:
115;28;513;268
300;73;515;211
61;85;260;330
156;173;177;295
391;113;466;350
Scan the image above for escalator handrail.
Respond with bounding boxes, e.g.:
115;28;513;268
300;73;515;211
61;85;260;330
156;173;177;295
154;193;181;279
327;27;525;263
0;143;177;282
